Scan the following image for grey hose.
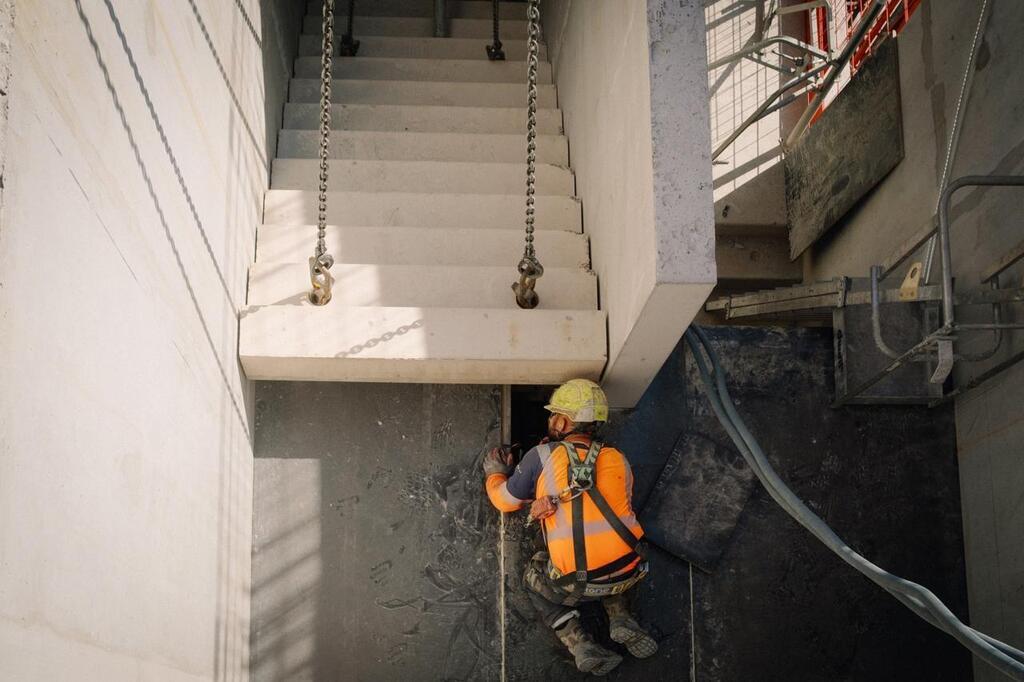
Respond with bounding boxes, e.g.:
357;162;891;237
683;327;1024;679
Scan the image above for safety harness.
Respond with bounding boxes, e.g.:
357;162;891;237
549;440;647;603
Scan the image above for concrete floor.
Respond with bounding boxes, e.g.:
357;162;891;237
251;326;970;680
250;383;503;681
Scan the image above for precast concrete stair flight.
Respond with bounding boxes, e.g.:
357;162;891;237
282;103;564;134
302;0;528;21
239;1;606;384
300;17;529;40
277;130;568;164
299;35;545;60
289;79;557;107
270;159;574;194
294;56;553;83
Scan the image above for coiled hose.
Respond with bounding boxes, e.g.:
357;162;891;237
683;327;1024;680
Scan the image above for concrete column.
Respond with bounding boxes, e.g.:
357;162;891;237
541;0;716;407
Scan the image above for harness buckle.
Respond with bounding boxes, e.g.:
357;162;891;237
570;464;594;491
575;570;588;583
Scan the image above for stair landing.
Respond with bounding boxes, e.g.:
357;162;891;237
239;1;606;384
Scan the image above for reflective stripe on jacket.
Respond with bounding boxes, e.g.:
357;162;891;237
486;435;643;576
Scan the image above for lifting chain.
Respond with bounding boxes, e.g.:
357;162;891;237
512;0;544;309
486;0;505;61
339;0;360;57
310;0;336;306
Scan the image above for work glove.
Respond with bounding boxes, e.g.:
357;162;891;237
528;496;557;523
483;446;515;477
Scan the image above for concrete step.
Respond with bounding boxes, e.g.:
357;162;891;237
715;235;801;283
299;35;545;60
289;78;557;108
278;129;568;164
239;305;607;384
253;224;589;268
294;56;551;84
247;263;597;309
283;103;562;134
264;190;581;231
300;16;528;39
304;1;528;20
271;159;574;195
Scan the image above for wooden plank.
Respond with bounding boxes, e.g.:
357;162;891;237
785;39;904;258
705;280;842;311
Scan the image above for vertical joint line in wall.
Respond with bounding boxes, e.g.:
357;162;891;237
689;562;697;682
499;385;512;682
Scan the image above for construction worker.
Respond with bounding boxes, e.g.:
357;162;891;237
483;379;658;676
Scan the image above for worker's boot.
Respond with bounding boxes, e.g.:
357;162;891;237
555;617;623;676
604;594;658;658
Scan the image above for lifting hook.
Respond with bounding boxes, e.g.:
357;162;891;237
512;256;544;309
309;253;335;306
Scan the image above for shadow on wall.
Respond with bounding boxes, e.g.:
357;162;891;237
259;0;306;166
73;0;249;436
186;0;265;169
71;1;265;677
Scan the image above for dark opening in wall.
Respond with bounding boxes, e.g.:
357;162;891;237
509;385;556;451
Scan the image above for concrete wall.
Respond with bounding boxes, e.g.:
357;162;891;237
541;0;716;407
0;0;300;679
957;360;1024;682
0;0;12;214
260;0;305;162
801;2;1024;678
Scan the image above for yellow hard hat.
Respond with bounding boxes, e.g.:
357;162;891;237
545;379;609;422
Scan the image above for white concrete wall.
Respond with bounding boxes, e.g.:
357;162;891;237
0;0;298;679
541;0;716;407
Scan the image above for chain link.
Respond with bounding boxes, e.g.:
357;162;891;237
486;0;505;60
311;0;336;305
512;0;544;309
339;0;360;56
523;0;540;261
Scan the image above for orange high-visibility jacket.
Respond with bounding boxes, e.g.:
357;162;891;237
486;434;643;577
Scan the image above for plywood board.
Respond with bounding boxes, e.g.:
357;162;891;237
786;38;904;258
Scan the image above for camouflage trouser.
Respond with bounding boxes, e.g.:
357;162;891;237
522;551;637;630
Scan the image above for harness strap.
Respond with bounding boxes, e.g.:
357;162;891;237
569;484;588;602
553;550;640;588
559;440;644;596
586;483;641;553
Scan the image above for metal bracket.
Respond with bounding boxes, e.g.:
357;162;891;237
898;261;923;302
929;338;955;385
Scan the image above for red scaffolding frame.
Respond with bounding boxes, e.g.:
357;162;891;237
846;0;923;72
